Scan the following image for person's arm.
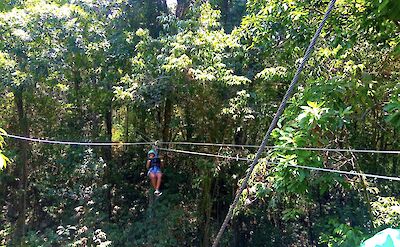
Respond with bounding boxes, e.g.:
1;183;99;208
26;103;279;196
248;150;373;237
146;159;151;170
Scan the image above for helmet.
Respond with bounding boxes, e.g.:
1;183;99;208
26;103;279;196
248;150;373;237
147;149;157;157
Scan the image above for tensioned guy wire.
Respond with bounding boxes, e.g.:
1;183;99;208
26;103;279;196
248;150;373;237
160;147;400;181
161;141;400;154
0;133;152;146
212;0;338;246
3;133;399;154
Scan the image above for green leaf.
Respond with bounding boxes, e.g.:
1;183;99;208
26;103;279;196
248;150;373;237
0;153;9;170
307;101;319;108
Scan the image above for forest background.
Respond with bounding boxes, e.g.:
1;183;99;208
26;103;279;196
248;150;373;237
0;0;399;246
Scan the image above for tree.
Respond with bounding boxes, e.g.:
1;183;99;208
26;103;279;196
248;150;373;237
0;129;8;170
0;0;399;246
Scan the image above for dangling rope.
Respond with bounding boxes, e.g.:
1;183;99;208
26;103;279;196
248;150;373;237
212;0;338;246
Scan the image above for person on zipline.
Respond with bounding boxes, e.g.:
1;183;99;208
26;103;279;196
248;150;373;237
146;149;163;196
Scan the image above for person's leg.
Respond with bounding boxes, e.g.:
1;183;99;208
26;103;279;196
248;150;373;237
149;172;157;189
156;172;162;190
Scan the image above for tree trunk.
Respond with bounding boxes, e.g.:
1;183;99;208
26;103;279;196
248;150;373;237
307;207;314;246
392;130;398;175
232;217;240;247
104;92;113;219
220;0;229;27
73;69;84;135
351;153;375;230
14;89;29;244
184;107;194;140
176;0;191;18
124;105;130;151
162;98;173;142
200;169;213;247
145;0;168;37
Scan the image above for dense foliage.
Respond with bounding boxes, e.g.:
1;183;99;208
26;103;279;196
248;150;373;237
0;0;399;246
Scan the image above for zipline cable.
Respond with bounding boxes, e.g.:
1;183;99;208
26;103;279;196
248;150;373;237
4;131;398;181
159;147;252;161
0;133;152;146
4;132;398;154
161;141;400;154
160;147;400;181
3;132;399;181
286;164;400;182
212;0;337;245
